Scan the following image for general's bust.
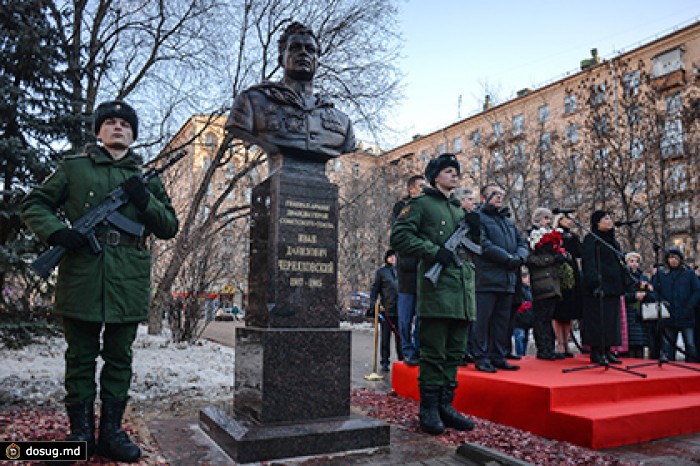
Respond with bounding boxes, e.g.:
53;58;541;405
225;22;355;161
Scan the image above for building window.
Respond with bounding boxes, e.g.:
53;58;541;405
594;115;609;139
333;159;343;172
665;91;682;114
566;123;578;144
492;150;504;170
629;137;644;159
421;149;429;163
564;94;577;114
437;143;446;154
661;119;683;157
225;162;236;179
595;147;609;167
471;157;480;173
452;137;463;153
538;104;550;123
652;47;683;78
513;173;524;191
542;162;553;180
512;114;524;136
569;153;581;171
590;83;606;106
352;163;360;178
204;132;218;148
492;122;502;141
668;163;687;191
539;132;551;152
626;104;641;127
513;142;525;163
471;130;481;147
622;71;640;98
666;200;689;219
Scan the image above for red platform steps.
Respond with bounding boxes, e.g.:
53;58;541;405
391;355;700;449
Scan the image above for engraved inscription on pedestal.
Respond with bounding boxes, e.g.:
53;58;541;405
246;171;339;329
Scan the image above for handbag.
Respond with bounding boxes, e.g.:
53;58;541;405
641;301;670;320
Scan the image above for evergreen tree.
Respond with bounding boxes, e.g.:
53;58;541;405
0;1;72;314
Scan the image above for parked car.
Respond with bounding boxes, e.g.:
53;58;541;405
348;291;370;316
215;307;240;321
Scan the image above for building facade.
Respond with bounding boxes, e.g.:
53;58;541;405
381;21;700;266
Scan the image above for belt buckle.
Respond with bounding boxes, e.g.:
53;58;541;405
106;230;120;246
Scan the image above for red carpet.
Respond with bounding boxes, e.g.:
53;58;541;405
391;356;700;449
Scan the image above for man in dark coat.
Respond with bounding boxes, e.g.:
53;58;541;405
369;249;403;371
391;175;426;366
653;248;700;361
471;184;529;372
21;101;179;462
581;211;626;364
391;153;476;435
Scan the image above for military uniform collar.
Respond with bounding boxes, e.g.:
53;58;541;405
251;80;334;110
85;144;142;168
424;186;461;205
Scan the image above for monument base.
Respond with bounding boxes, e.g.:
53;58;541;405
199;406;390;463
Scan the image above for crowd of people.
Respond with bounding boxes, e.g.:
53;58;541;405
367;152;700;435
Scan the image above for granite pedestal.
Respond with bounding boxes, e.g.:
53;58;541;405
200;154;389;463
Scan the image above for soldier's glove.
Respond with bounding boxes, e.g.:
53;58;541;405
48;228;87;250
122;175;149;211
435;247;456;267
464;212;481;233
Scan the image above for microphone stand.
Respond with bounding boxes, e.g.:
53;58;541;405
561;215;646;378
621;227;700;372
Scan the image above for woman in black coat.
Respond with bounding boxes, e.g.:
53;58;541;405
581;211;627;364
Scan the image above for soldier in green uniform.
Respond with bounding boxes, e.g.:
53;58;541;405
390;153;478;435
21;101;179;462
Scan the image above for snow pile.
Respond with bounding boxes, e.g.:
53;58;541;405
0;324;234;406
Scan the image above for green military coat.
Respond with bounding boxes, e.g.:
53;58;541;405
390;188;476;321
21;145;179;323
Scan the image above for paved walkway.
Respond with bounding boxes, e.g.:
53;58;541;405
154;322;700;465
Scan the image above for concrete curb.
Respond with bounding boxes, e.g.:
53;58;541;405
456;442;534;465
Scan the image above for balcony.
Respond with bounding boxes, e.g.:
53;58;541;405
652;69;686;92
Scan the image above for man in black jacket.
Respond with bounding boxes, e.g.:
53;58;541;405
392;175;426;366
472;184;529;372
370;249;403;371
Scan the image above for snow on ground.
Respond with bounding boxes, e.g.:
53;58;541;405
0;324;234;406
1;321;376;407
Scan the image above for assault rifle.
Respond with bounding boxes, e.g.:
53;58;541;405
31;150;187;279
424;217;481;286
423;190;498;286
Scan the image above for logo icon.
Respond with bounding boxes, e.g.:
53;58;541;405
6;443;20;460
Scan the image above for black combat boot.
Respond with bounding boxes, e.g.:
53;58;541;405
438;383;474;431
419;386;445;435
46;402;96;465
97;398;141;462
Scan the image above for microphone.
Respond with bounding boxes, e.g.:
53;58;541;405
614;219;640;227
552;207;575;214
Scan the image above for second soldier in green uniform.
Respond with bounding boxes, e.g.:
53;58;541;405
390;153;479;435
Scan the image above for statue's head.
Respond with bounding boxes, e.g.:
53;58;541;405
278;22;319;81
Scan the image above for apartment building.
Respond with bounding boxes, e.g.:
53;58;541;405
381;21;700;264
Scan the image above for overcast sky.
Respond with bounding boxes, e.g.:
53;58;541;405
382;0;700;148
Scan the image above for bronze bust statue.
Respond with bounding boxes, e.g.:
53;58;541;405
226;22;356;162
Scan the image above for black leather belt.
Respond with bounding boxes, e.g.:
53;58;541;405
96;229;146;249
